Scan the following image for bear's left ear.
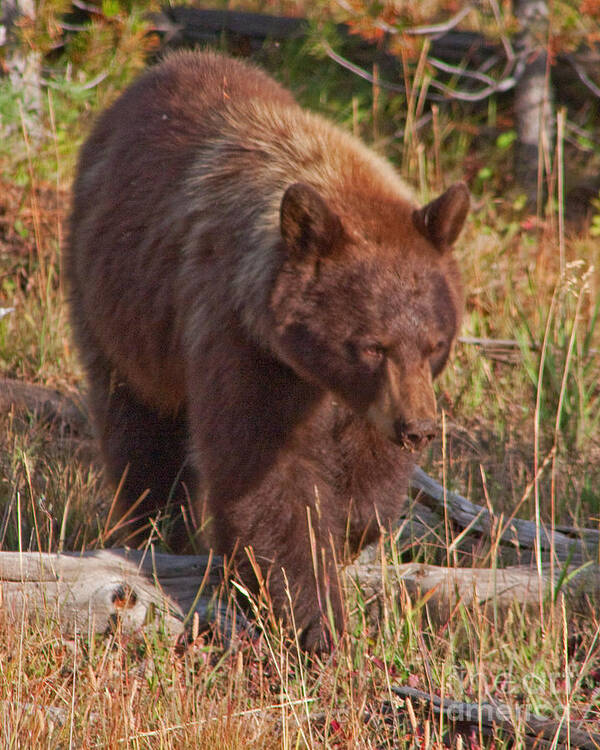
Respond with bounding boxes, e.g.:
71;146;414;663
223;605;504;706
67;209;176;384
280;182;344;260
413;182;470;252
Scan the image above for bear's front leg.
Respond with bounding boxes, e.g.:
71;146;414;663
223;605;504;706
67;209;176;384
208;474;346;651
186;326;345;647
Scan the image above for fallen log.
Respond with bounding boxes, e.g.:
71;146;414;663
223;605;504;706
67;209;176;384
390;686;600;750
0;548;228;639
1;547;598;640
411;467;599;565
0;377;88;436
346;550;600;625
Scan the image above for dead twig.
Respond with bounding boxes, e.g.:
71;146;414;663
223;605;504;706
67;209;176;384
320;39;406;95
391;686;600;749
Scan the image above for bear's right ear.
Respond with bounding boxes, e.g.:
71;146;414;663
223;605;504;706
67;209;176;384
280;182;344;260
413;182;470;252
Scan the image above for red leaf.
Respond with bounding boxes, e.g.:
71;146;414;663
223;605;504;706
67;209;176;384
408;673;420;689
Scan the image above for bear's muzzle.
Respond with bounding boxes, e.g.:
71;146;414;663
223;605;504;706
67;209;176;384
366;359;437;450
394;418;437;451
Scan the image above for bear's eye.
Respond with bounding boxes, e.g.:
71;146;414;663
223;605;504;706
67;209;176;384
430;339;446;356
362;343;387;363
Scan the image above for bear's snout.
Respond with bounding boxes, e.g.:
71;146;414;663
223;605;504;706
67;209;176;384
394;418;437;452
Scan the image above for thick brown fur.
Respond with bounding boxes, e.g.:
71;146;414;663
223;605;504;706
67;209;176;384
66;50;469;649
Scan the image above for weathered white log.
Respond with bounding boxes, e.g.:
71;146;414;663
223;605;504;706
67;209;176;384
0;548;227;638
346;550;600;625
410;467;598;564
1;547;598;639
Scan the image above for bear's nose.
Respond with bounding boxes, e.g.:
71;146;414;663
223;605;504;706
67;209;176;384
394;419;437;451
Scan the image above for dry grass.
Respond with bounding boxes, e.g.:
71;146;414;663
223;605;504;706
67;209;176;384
1;11;600;747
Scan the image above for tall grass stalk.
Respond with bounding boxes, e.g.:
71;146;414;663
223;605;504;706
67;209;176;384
550;271;589;590
533;285;558;629
18;101;47;292
556;108;566;275
401;38;430;183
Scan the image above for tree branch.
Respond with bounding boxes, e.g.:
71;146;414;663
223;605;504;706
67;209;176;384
391;686;600;749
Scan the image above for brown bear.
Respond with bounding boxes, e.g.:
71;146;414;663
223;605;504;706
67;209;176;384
65;50;469;649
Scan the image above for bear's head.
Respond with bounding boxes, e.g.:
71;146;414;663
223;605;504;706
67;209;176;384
270;180;469;451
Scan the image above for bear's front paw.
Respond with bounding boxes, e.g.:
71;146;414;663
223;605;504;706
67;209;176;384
300;615;331;652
